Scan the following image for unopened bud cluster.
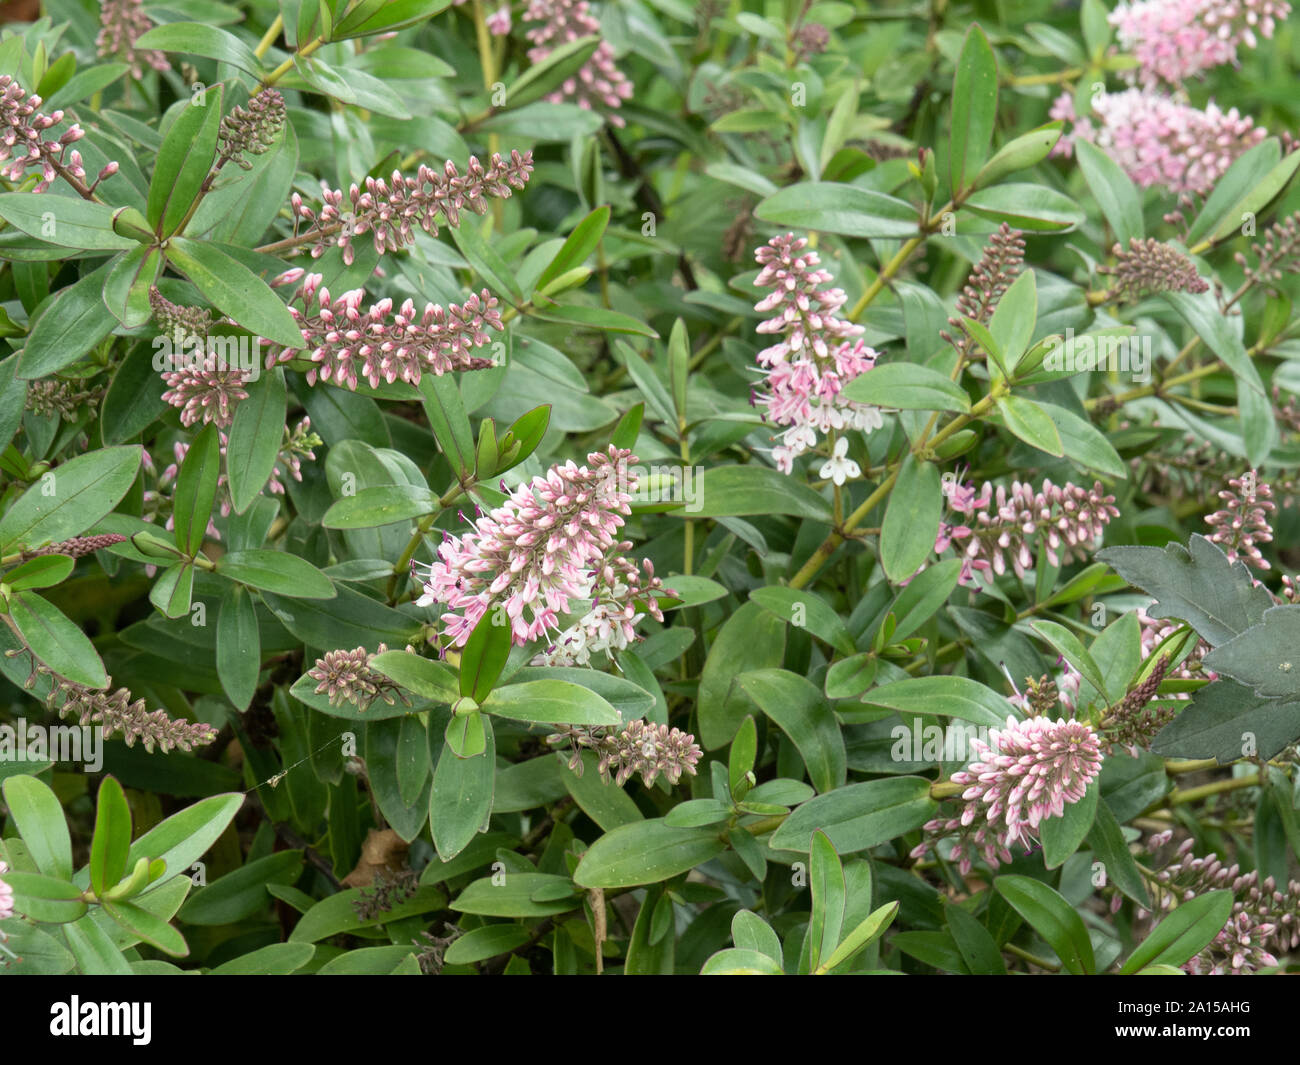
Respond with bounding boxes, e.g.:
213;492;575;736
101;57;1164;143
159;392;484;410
548;718;703;787
1098;238;1209;301
218;89;286;169
291;150;533;265
307;643;407;711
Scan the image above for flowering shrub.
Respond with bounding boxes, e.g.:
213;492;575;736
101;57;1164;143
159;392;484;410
1;0;1300;984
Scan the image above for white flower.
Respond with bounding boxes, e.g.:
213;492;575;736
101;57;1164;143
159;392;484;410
819;437;860;486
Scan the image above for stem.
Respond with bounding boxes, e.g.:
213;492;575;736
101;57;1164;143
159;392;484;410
1168;773;1261;806
254;15;283;59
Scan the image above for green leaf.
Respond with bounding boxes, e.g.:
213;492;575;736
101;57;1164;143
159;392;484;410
840;362;970;412
728;716;758;797
994;875;1094;974
4;871;88;923
963;183;1085;231
331;0;452;37
3;554;73;591
459;611;512;701
733;669;846;794
974;123;1063;190
290;55;412;119
1119;891;1235;974
1183;138;1280;246
753;181;919;239
172;421;221;556
0;193;136;251
535;206;610;294
700;947;785;975
419;374;475;477
1038;780;1099;869
1207;149;1300;246
887;557;963;642
502;34;601;110
687;465;832;521
819;901;899;974
950;23;999;196
1075;139;1143;246
769;777;937;854
134;22;263;76
484;679;623;726
562;750;644;830
216;585;260;711
0;445;141;553
1097;534;1274;647
987;270;1037;364
697;602;786;749
749;587;855;655
945;902;1006;975
860;675;1013;728
208;942;315;974
1086;797;1151;907
89;777;132;895
880;454;942;582
573;819;728;888
443;924;533;965
102;899;188;957
215;549;335;599
450;873;578;917
149;561;194;619
807;831;846;972
1035;401;1126;478
1204;605;1300;702
3;775;73;879
102;245;162;328
1028;619;1107;700
1161;290;1273;467
166;238;304;348
148;86;224;235
16;261;119;378
10;591;107;688
369;651;458;703
1153;678;1300;763
996;395;1063;456
529;299;657;337
263;584;420;651
430;717;496;861
126;793;244;889
321;484;439;530
226;367;287;514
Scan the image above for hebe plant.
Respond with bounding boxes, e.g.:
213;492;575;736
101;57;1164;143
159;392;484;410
0;0;1298;978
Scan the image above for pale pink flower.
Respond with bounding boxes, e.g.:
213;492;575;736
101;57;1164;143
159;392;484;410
752;233;885;473
96;0;169;77
0;75;90;191
266;274;502;390
487;5;512;34
524;0;633;125
911;716;1104;875
1205;470;1274;569
1050;87;1265;195
932;476;1120;588
290;150;533;264
0;860;12;922
1111;0;1289;87
412;447;666;649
